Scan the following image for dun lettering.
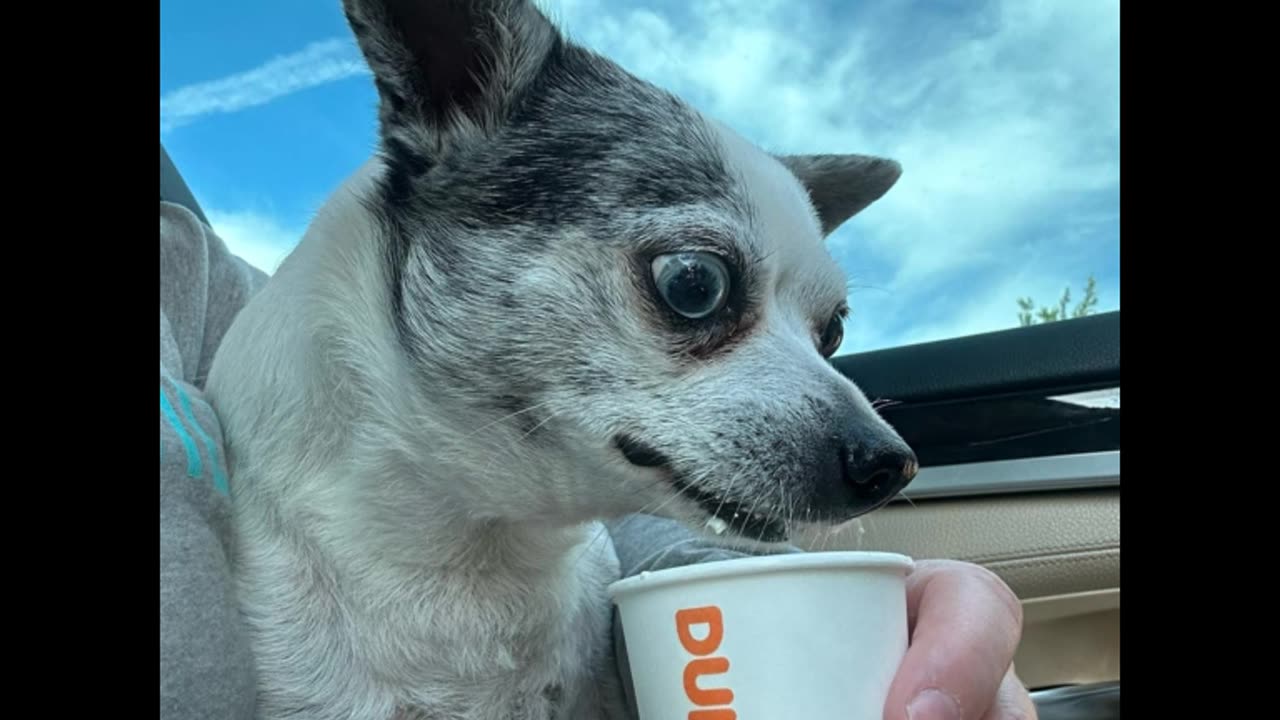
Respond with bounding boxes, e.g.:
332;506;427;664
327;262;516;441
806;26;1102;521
675;606;735;720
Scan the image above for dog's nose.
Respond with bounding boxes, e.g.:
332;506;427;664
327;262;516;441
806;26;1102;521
841;444;918;509
810;418;918;519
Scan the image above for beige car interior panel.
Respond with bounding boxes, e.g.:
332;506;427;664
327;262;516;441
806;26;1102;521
1018;590;1119;688
796;488;1120;689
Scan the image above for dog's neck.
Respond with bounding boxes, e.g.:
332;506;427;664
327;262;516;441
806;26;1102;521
239;159;603;591
319;453;600;583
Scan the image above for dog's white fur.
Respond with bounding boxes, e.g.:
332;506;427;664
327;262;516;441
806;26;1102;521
211;162;627;719
206;1;911;717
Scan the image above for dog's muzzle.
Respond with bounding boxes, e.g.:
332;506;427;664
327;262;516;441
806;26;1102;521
615;410;918;539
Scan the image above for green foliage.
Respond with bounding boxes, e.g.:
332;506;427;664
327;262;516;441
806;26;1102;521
1018;275;1099;327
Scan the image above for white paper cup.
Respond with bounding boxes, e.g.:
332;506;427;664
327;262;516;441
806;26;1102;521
610;551;913;719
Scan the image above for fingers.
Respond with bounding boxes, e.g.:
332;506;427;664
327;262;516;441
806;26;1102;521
884;560;1023;720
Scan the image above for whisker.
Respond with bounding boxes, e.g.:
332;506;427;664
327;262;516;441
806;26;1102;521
463;400;557;439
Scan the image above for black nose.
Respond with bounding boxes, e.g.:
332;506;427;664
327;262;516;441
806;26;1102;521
840;444;918;509
806;423;918;521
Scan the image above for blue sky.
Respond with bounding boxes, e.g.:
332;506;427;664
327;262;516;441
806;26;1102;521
160;0;1119;353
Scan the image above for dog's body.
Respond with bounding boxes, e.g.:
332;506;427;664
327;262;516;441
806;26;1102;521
209;161;626;719
206;1;916;717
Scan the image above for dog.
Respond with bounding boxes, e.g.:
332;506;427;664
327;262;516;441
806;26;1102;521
205;0;918;717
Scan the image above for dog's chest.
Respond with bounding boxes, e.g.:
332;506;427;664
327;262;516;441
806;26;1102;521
236;489;633;720
395;619;598;720
247;556;621;720
383;530;625;719
393;675;572;720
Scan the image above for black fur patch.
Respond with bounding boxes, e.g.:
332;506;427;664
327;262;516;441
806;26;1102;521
369;39;747;361
487;392;546;438
614;434;670;468
374;42;736;230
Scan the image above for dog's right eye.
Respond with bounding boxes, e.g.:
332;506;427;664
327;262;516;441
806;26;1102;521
651;252;731;320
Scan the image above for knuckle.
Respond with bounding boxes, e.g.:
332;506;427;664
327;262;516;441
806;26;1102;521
969;564;1023;633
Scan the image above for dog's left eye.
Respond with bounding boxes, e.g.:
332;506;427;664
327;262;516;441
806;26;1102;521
818;313;845;357
651;252;731;320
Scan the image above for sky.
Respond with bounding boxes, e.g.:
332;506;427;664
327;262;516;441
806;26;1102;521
160;0;1119;354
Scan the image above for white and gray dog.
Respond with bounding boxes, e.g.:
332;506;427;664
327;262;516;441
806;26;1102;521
206;0;918;717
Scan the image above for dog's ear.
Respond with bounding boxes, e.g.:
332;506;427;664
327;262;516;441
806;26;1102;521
776;154;902;236
343;0;558;140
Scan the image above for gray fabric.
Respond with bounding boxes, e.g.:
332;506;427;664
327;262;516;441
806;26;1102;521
606;515;798;577
160;202;265;720
158;199;790;718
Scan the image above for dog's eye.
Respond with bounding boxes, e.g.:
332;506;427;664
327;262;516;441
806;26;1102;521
651;252;730;320
818;313;845;357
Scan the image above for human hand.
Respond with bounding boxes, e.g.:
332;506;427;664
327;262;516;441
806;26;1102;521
883;560;1037;720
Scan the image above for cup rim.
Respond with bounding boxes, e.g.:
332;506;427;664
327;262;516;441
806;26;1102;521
608;550;914;600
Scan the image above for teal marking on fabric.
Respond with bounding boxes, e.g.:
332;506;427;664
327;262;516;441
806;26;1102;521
160;385;202;478
175;384;228;496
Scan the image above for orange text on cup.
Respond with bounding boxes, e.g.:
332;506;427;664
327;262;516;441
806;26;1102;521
675;605;735;720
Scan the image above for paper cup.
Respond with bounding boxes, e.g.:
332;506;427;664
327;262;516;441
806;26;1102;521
610;551;913;719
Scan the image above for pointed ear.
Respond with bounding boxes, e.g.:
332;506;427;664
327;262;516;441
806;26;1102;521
776;154;902;236
343;0;559;138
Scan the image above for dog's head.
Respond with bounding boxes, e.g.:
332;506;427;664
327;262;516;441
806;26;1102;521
343;0;915;544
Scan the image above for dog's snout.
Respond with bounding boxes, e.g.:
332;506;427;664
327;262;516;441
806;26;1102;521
811;415;918;520
841;443;918;504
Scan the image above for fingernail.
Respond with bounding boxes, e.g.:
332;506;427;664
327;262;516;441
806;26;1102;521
906;689;962;720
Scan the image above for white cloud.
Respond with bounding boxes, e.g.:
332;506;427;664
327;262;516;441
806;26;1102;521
205;208;302;275
160;38;368;132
